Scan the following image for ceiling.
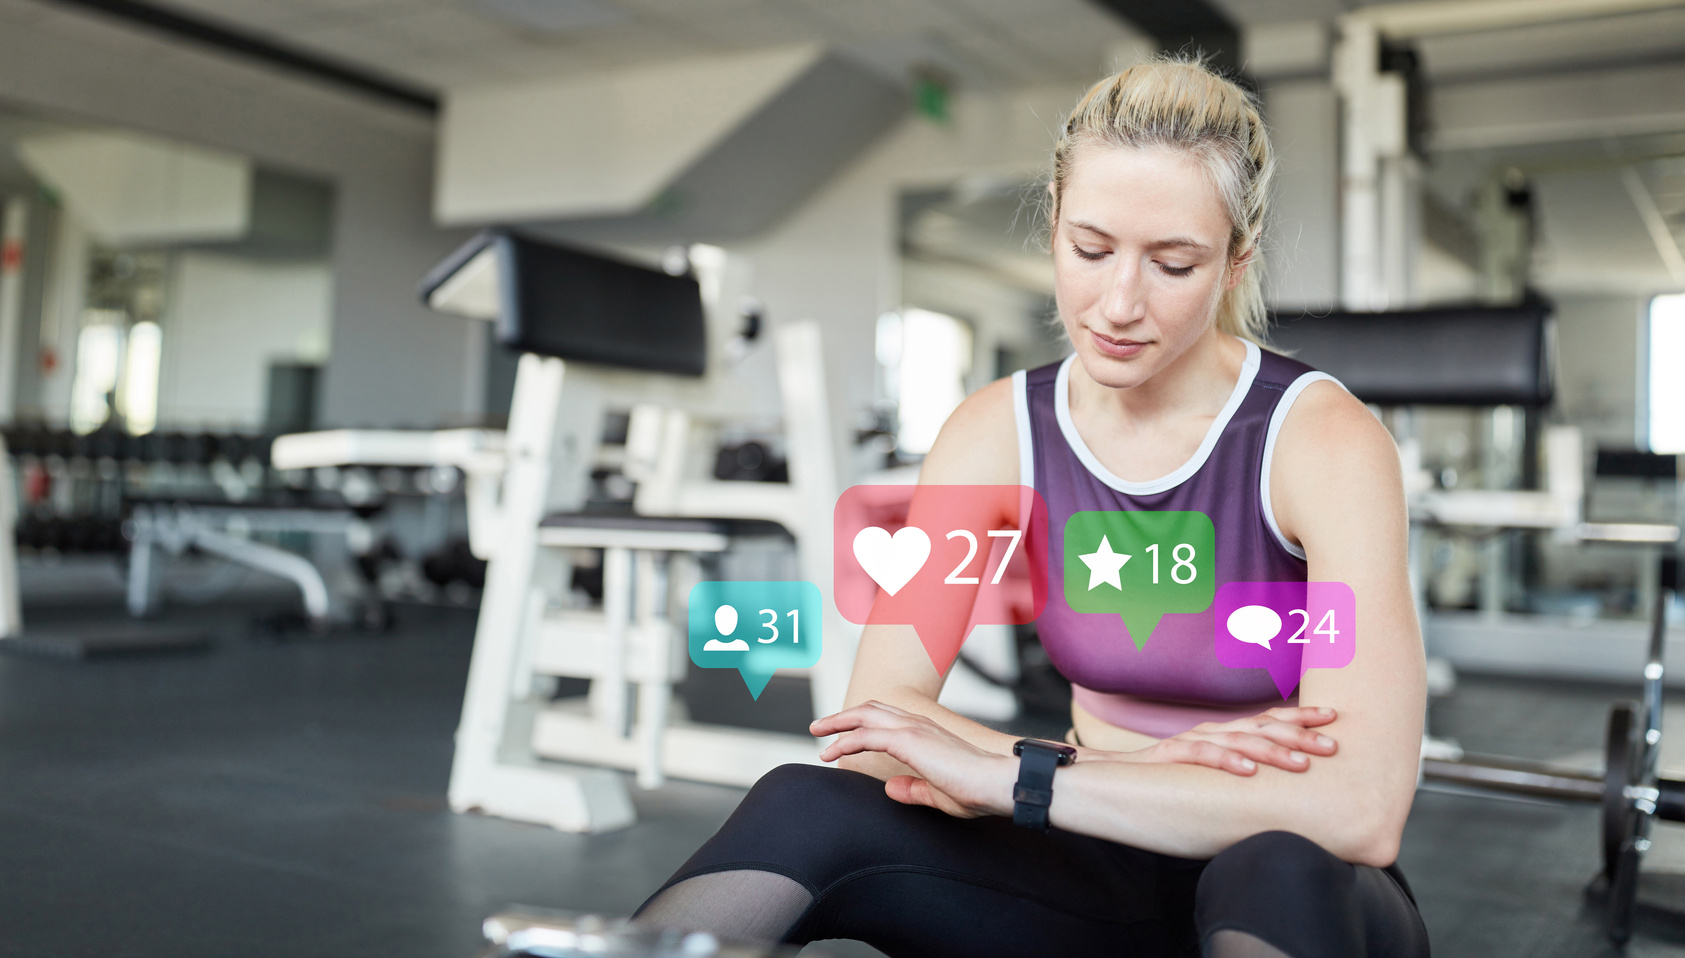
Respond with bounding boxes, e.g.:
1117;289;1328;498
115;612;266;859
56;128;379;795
118;0;1159;92
14;0;1682;102
7;0;1685;299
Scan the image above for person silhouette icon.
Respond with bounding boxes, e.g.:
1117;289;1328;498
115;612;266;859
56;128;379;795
703;604;750;652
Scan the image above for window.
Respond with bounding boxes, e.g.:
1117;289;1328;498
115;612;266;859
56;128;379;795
122;320;162;435
1649;293;1685;454
69;313;123;434
877;308;973;457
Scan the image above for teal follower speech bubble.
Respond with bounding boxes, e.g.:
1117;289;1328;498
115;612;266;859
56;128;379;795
1063;510;1216;649
688;580;822;699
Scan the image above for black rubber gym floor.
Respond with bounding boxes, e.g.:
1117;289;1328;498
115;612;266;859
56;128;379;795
0;599;1681;957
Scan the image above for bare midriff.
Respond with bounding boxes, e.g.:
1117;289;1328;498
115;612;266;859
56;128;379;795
1070;689;1297;749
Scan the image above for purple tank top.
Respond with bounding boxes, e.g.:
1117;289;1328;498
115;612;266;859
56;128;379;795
1014;340;1342;737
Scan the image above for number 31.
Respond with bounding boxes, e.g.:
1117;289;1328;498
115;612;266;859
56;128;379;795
757;609;801;643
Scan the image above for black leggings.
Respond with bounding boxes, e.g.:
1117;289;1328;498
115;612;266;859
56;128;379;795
640;765;1430;958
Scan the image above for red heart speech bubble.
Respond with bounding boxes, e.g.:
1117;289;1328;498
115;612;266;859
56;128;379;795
833;484;1049;673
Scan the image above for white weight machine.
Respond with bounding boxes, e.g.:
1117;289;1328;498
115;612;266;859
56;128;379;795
278;230;854;832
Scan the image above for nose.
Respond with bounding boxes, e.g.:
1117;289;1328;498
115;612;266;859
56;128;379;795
1098;255;1145;327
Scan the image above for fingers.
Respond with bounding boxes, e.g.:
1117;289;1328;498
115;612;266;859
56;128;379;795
885;775;978;818
1157;721;1333;775
819;726;906;763
1209;730;1314;772
1156;739;1259;776
1244;716;1339;757
1262;706;1338;728
809;700;924;738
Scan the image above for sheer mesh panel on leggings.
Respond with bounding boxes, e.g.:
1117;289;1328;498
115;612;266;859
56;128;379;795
634;869;813;944
1204;929;1294;958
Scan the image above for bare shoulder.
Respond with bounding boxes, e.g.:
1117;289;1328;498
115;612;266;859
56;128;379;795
1271;380;1404;543
918;376;1021;486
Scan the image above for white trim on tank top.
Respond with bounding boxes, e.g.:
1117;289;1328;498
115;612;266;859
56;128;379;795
1011;368;1034;488
1259;370;1347;561
1051;339;1261;496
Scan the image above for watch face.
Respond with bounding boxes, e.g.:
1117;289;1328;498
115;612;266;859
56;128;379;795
1014;738;1078;761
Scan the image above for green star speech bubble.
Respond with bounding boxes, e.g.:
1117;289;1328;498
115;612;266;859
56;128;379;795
1063;510;1216;649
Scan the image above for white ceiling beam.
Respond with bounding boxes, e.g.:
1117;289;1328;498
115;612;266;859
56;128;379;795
1620;165;1685;286
435;45;822;225
1431;60;1685;150
1347;0;1685;39
15;129;251;246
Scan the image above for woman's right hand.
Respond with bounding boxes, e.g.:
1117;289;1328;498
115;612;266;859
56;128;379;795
1090;706;1339;777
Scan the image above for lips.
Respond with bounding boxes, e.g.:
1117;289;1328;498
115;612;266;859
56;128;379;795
1089;329;1147;358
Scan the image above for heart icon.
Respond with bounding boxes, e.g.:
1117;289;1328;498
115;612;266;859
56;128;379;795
714;604;738;636
852;526;931;597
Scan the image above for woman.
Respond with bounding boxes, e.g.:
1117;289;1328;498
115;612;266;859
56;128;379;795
637;57;1430;958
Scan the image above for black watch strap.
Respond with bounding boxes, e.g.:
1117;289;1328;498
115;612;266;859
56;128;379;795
1012;740;1072;831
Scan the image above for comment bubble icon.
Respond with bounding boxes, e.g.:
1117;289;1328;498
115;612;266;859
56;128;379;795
1214;581;1357;698
1062;511;1216;649
688;581;822;699
1227;604;1282;651
834;485;1048;674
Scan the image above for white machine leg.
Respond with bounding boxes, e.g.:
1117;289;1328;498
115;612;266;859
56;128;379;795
773;322;850;721
633;548;667;790
127;528;163;619
449;354;635;834
593;545;633;738
191;527;333;622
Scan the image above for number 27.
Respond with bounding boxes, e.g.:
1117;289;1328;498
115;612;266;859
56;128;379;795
943;529;1023;585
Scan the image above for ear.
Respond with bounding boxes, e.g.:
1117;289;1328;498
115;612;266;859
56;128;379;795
1224;245;1256;292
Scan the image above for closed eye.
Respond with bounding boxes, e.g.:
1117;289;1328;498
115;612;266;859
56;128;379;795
1070;243;1108;261
1158;263;1195;277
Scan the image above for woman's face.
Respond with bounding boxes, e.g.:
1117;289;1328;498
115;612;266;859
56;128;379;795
1052;142;1243;389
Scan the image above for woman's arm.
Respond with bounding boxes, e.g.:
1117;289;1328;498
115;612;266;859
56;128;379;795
821;381;1426;866
838;378;1029;779
1048;384;1423;864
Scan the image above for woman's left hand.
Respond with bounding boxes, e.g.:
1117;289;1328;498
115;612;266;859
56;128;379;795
811;701;1017;819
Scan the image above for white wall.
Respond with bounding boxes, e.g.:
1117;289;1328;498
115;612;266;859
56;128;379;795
156;252;331;429
1261;79;1341;313
0;1;473;429
1554;293;1645;448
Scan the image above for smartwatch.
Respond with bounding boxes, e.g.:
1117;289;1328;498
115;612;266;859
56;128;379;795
1012;738;1077;831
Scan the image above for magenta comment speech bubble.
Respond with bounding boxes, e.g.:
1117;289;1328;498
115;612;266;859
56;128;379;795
1213;580;1355;698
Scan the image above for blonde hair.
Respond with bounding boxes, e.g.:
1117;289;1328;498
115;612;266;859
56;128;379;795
1050;56;1275;344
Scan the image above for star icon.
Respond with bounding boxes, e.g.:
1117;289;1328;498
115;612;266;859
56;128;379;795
1078;535;1131;591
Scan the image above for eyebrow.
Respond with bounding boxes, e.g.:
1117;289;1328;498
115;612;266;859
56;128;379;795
1066;220;1213;254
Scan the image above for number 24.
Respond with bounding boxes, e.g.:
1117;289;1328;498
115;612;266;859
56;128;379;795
1286;609;1340;643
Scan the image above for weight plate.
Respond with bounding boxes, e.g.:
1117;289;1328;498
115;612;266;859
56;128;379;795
1610;840;1641;945
1606;702;1640;881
